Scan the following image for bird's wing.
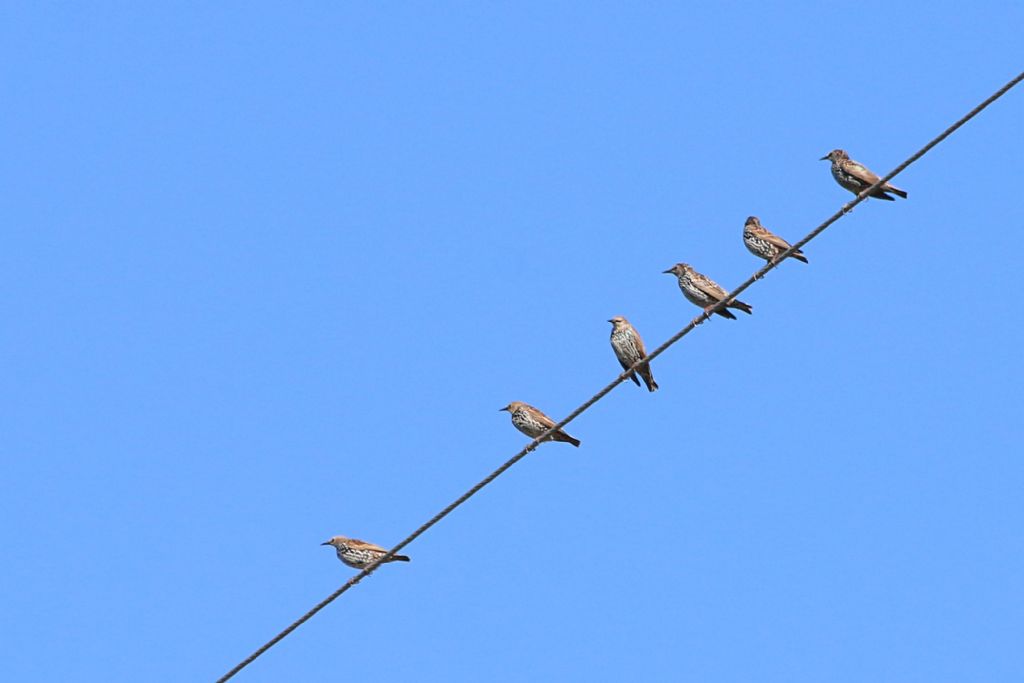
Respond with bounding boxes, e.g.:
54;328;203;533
761;230;793;251
530;409;556;429
693;274;727;301
845;160;881;186
631;330;648;357
349;539;389;553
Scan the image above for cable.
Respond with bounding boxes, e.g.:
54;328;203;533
215;69;1024;682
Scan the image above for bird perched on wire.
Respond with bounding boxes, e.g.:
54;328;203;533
743;216;808;267
663;263;752;320
820;149;907;201
500;401;580;448
608;316;658;392
321;535;410;570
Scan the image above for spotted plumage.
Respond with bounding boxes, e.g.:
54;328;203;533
743;216;808;265
321;535;410;570
608;316;658;392
821;149;907;201
500;401;580;447
663;263;752;319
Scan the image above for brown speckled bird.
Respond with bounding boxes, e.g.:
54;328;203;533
743;216;808;266
500;401;580;447
321;536;410;569
821;149;907;201
608;316;658;392
663;263;752;320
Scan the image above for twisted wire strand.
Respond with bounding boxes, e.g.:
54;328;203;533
215;69;1024;683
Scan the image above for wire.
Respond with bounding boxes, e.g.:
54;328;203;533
215;69;1024;682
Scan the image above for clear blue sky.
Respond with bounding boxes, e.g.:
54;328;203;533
3;4;1022;681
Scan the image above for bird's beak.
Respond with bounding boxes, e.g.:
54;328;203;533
662;268;674;274
498;407;508;412
321;541;331;546
607;319;614;323
819;154;829;161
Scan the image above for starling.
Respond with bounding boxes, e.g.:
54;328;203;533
608;316;658;392
743;216;808;265
499;401;580;447
820;149;907;200
663;263;752;319
321;535;410;570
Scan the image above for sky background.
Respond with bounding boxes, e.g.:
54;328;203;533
2;3;1023;681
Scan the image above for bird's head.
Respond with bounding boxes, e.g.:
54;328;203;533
321;536;349;548
499;401;523;413
820;149;847;162
662;263;688;276
607;316;628;329
745;216;761;227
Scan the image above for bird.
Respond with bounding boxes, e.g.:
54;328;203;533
663;263;752;320
499;401;580;447
321;535;410;570
743;216;808;266
820;149;907;201
608;316;658;392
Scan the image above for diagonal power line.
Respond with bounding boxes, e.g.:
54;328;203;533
216;69;1024;682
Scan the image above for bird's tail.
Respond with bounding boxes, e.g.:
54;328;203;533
391;554;411;562
888;185;908;199
639;365;658;392
557;432;581;448
715;308;738;320
791;251;809;264
870;189;896;201
728;300;753;315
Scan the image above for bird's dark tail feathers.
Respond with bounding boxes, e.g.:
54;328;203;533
889;186;908;199
558;433;581;448
391;554;411;562
728;300;753;315
791;251;809;264
871;189;896;201
638;364;658;392
715;308;738;320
